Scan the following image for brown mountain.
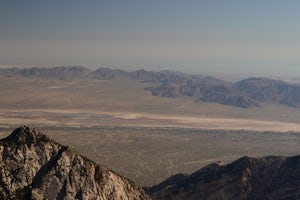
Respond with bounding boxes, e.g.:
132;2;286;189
0;66;92;80
0;126;150;200
147;155;300;200
1;66;300;108
0;66;187;83
234;77;300;107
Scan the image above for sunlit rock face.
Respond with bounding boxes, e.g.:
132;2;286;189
0;126;150;200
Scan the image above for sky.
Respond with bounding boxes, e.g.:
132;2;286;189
1;1;300;77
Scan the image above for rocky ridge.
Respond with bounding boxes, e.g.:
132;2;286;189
147;155;300;200
1;66;300;108
0;126;150;200
2;126;300;199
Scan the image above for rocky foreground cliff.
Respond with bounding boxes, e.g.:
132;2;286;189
147;155;300;200
0;126;150;200
2;126;300;200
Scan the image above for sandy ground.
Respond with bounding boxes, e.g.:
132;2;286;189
1;108;300;132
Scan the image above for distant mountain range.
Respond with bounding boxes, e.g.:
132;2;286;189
147;155;300;200
0;66;188;82
0;126;150;199
1;66;300;108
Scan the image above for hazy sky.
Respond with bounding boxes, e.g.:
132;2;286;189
1;1;300;76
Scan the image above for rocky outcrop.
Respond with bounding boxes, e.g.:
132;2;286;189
0;126;150;200
147;155;300;200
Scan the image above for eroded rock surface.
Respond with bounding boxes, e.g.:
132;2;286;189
147;155;300;200
0;126;150;200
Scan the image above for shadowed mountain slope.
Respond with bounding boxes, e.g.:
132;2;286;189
147;155;300;200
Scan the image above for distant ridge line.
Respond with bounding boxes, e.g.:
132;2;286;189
1;66;300;108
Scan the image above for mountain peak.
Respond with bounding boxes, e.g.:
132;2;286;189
0;127;150;199
1;126;53;145
148;156;289;200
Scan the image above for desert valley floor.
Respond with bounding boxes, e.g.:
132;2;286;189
1;111;300;186
1;76;300;186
